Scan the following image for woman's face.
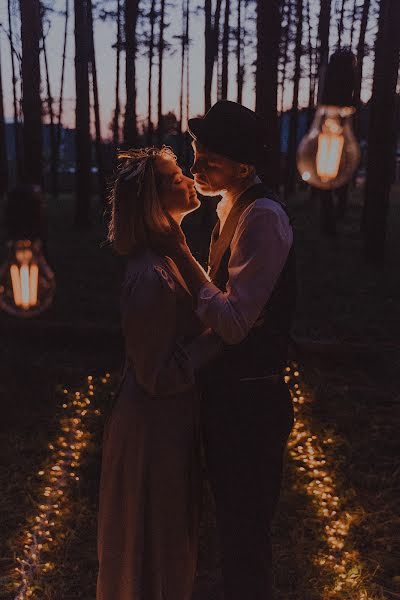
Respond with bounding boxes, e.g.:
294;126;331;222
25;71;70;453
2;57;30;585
156;157;200;221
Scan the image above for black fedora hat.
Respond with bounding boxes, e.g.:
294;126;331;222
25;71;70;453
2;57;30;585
188;100;266;166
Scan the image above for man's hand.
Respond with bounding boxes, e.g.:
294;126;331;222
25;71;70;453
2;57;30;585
149;213;189;259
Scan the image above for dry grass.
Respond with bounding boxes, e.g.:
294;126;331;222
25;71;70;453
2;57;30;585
0;186;399;599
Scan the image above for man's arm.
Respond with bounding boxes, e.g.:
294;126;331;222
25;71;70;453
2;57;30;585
173;200;293;344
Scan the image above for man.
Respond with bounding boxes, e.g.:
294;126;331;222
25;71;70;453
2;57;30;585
163;100;296;600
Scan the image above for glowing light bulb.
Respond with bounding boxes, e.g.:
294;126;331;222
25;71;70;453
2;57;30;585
297;105;360;190
0;239;55;317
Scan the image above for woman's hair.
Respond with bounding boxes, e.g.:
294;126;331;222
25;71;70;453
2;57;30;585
107;146;176;255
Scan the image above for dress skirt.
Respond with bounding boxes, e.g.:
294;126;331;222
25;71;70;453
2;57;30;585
96;369;201;600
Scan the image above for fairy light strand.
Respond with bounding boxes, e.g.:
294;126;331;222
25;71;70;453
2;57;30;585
11;364;377;599
286;364;375;599
12;373;111;600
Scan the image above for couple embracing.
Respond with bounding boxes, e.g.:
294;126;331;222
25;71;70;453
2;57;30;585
96;100;297;600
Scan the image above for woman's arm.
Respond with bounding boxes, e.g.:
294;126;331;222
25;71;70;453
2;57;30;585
122;266;196;397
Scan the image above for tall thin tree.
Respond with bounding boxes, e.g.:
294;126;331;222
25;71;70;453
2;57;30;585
221;0;230;99
236;0;243;103
147;0;156;144
158;0;166;144
74;0;91;227
337;0;346;49
279;0;291;117
20;0;42;185
285;0;303;199
179;0;186;133
306;0;316;124
363;0;400;263
316;0;336;235
204;0;223;112
8;0;22;178
0;42;8;195
113;0;121;147
88;0;106;204
317;0;332;101
349;0;358;50
56;0;69;195
256;0;282;190
353;0;371;114
41;10;58;197
185;0;190;127
124;0;139;148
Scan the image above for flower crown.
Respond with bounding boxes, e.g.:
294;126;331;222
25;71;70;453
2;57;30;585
117;146;176;196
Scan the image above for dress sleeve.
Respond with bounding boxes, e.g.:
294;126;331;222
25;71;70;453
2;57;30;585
121;265;195;397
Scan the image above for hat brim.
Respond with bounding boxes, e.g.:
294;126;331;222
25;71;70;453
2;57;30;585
187;117;205;141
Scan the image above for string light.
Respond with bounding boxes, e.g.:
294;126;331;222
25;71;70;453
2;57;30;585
9;365;377;598
11;373;112;600
286;363;375;599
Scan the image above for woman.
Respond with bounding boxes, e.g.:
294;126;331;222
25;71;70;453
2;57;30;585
97;147;221;600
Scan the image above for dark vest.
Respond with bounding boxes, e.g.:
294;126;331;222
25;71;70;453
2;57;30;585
201;183;297;384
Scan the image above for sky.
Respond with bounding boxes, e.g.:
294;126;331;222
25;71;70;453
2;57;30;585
0;0;377;139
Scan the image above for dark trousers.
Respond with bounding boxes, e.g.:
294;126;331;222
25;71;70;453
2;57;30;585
201;378;294;600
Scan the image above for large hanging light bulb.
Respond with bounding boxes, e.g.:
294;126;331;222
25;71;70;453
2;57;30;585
0;239;55;317
296;49;361;190
297;105;360;190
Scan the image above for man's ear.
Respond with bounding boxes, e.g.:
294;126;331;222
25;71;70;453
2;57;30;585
238;163;254;179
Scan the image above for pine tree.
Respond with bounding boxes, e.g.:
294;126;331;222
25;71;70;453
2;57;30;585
0;43;8;195
363;0;400;263
20;0;42;185
256;0;281;190
204;0;223;112
124;0;139;148
74;0;91;227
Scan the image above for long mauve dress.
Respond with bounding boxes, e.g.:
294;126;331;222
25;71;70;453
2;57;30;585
96;248;204;600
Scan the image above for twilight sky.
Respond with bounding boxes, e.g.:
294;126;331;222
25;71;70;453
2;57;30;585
0;0;377;139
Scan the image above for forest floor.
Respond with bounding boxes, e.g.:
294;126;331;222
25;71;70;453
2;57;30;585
0;185;399;600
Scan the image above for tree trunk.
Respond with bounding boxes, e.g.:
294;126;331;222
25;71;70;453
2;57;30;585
158;0;166;144
0;43;8;195
306;0;315;125
316;0;335;235
20;0;42;186
285;0;303;200
88;0;107;205
56;0;69;196
113;0;121;148
41;12;58;198
255;0;281;191
279;0;291;121
204;0;223;112
363;0;400;263
349;0;357;50
337;0;346;50
354;0;371;113
221;0;230;100
74;0;91;227
8;0;22;180
236;0;243;103
179;0;185;134
317;0;331;102
185;0;190;134
147;0;156;144
124;0;139;148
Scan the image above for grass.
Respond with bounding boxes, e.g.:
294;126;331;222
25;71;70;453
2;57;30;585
0;185;399;599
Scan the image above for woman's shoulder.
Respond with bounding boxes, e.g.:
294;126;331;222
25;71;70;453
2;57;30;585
122;248;176;296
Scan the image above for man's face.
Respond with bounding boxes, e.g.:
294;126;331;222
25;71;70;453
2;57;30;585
190;141;240;196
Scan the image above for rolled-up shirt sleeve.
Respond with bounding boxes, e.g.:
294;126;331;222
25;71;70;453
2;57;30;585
195;200;293;344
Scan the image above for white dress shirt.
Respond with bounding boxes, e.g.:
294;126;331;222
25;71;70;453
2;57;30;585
195;183;293;345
